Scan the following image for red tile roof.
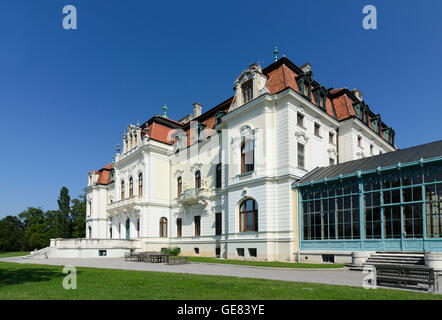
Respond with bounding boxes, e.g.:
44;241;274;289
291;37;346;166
95;163;113;185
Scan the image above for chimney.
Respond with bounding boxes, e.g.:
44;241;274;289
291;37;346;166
352;88;363;101
193;102;203;118
300;63;312;73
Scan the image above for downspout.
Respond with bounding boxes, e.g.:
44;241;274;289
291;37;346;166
297;184;302;263
169;157;172;249
336;127;340;164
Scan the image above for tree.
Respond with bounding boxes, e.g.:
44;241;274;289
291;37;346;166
0;216;25;251
71;194;86;238
56;187;71;238
19;207;50;250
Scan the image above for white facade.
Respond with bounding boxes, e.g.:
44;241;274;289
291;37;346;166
82;59;396;261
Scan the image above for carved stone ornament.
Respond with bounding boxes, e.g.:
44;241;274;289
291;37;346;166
174;169;184;178
327;148;338;157
295;131;309;144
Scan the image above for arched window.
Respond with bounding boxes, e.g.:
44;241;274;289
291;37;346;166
160;217;168;237
239;199;258;232
138;173;143;196
88;226;92;239
195;171;201;189
109;227;112;239
121;180;125;200
216;163;222;188
177;177;182;197
241;140;254;174
129;177;134;197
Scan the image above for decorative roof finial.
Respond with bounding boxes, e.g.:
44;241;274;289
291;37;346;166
136;120;140;128
162;104;168;118
116;144;120;154
273;46;279;62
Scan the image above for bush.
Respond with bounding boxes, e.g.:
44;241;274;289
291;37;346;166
161;247;181;256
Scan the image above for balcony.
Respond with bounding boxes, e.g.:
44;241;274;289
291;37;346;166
177;188;211;206
107;195;142;215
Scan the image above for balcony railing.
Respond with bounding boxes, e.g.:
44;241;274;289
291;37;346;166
108;195;142;212
177;188;210;205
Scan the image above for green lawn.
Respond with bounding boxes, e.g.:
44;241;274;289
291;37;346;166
0;252;30;258
188;256;345;269
0;261;441;300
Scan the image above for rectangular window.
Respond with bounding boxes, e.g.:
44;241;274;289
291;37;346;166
237;248;245;257
329;158;335;166
242;80;253;104
177;218;182;238
215;212;222;235
297;113;304;127
194;216;201;237
314;123;321;137
426;182;442;238
297;143;305;169
329;132;334;144
248;248;257;257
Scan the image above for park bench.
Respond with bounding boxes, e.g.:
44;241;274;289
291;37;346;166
375;264;439;293
166;256;188;265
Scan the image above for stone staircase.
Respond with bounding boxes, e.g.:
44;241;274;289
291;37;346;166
349;252;426;271
363;252;425;267
23;247;53;259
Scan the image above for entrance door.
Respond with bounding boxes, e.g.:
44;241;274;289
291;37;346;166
126;218;130;239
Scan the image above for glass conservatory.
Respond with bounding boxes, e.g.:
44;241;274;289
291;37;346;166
297;158;442;252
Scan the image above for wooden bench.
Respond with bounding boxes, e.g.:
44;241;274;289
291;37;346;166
166;256;188;265
375;264;439;293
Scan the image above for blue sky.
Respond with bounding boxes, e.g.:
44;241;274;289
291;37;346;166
0;0;441;217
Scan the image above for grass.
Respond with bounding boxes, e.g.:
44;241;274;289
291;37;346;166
0;261;441;300
0;252;30;258
187;256;346;269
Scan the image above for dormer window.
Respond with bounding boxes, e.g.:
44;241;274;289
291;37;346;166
296;72;313;100
313;86;327;109
242;80;253;104
214;110;227;126
194;123;206;143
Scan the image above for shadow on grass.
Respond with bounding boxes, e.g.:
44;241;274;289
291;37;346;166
0;266;82;287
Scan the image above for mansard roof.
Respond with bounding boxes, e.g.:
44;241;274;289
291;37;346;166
115;55;397;149
296;140;442;186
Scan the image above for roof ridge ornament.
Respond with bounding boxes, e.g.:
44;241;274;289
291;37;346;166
162;104;168;118
273;46;279;62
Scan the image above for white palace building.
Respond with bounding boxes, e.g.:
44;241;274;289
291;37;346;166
40;54;442;265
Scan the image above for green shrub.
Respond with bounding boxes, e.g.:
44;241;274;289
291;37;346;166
161;247;181;256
